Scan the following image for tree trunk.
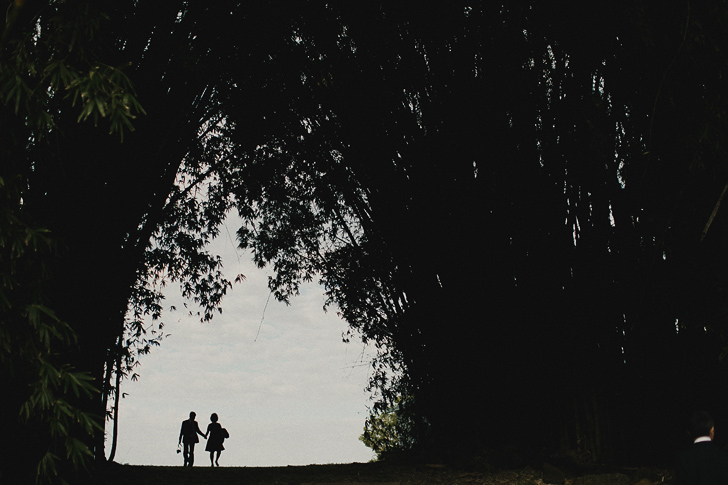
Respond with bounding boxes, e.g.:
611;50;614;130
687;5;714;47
107;342;123;463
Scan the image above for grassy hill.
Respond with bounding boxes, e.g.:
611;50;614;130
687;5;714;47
92;462;541;484
91;461;672;484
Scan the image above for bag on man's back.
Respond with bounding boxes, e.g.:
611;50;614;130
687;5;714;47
222;428;229;439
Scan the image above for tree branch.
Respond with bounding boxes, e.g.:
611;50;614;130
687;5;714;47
701;179;728;241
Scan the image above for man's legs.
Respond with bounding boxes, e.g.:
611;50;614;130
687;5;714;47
183;443;196;466
183;443;190;466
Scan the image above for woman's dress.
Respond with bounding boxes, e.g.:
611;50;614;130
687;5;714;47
205;422;225;451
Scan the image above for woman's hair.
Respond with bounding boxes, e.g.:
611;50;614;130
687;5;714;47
210;413;218;423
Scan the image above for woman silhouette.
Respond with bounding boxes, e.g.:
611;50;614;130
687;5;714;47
204;413;225;466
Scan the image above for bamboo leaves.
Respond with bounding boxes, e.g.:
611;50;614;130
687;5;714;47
67;63;147;139
0;5;145;141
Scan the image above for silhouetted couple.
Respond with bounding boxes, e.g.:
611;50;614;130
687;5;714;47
178;411;228;467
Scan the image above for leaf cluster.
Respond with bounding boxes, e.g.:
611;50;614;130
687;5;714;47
359;397;417;461
0;0;145;140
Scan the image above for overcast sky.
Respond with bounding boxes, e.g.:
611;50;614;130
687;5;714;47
113;217;377;467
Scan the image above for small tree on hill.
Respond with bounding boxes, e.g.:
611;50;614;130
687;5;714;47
360;398;415;461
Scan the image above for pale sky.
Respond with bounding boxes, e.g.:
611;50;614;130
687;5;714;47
113;217;377;467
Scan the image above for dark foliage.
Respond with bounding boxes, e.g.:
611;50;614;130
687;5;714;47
222;1;728;465
2;1;240;482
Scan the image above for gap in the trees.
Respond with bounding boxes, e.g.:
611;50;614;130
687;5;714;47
114;215;376;467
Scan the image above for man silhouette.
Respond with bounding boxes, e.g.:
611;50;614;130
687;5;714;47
178;411;205;466
676;410;728;484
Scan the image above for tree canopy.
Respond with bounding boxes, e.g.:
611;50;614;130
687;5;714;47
1;1;240;481
3;1;728;481
223;1;728;463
